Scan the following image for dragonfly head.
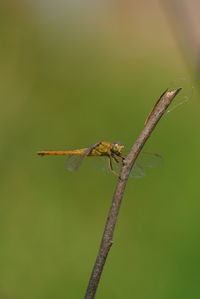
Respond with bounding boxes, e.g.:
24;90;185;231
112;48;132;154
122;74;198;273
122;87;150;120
112;142;125;156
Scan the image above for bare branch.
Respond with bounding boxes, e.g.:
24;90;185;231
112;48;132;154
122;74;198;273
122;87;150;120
84;88;182;299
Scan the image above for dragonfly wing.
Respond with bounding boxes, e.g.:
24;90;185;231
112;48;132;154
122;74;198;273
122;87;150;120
92;156;109;172
66;144;98;171
93;155;151;177
130;163;146;178
92;152;162;177
122;151;163;178
94;158;146;177
67;155;86;171
136;152;163;168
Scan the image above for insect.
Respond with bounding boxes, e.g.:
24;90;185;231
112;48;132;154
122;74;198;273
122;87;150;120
37;141;161;177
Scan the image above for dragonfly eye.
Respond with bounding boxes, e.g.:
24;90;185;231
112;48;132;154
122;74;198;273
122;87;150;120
112;142;125;155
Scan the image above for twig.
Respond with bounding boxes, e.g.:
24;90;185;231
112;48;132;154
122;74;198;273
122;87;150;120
84;88;182;299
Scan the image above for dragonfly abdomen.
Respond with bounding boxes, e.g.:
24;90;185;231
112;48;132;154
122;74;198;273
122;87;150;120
37;150;87;156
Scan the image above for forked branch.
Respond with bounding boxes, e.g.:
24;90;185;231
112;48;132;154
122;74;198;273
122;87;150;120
84;88;182;299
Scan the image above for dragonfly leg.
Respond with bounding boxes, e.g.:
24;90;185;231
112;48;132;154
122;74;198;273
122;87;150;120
108;156;119;177
113;155;123;165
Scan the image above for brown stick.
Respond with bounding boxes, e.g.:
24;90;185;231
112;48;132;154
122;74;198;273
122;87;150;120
84;88;182;299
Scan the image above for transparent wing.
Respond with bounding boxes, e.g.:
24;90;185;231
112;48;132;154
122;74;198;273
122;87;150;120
93;156;109;172
135;152;163;168
66;143;99;171
130;163;146;178
68;147;163;177
67;155;86;171
125;152;163;178
67;145;94;171
92;152;162;177
92;156;122;174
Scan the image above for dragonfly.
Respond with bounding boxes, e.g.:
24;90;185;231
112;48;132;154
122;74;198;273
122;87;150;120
37;141;162;177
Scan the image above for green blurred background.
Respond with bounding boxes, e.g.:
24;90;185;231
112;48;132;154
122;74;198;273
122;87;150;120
1;1;200;298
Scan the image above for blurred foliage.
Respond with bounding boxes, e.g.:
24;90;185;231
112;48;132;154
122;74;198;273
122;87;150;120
0;1;200;298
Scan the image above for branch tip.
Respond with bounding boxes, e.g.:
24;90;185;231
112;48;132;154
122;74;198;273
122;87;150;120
84;87;181;299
